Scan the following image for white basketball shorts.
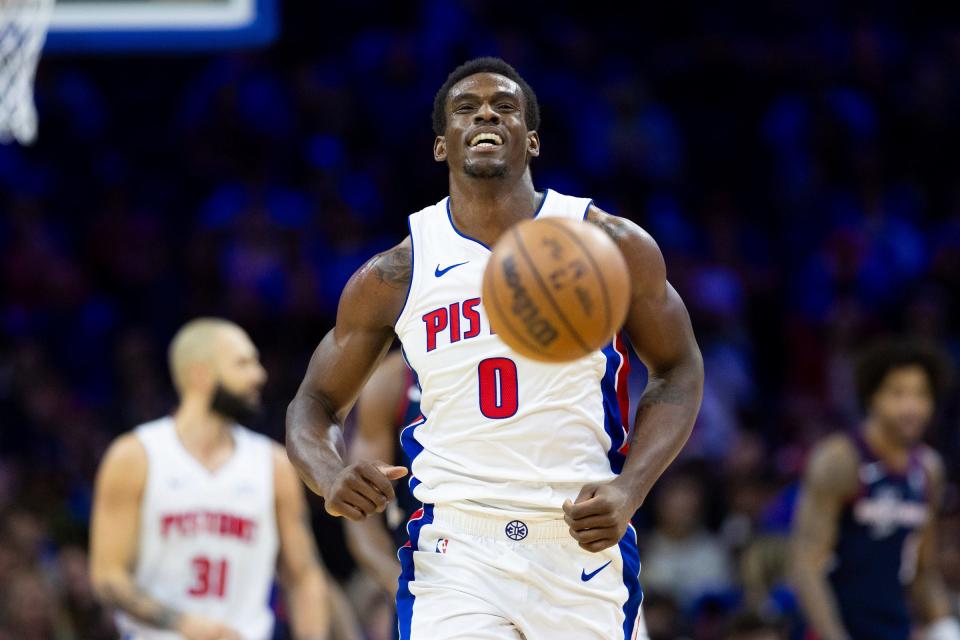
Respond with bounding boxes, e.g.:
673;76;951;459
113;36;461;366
396;504;646;639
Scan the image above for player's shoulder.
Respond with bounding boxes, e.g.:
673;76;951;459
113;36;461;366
584;203;666;289
354;236;413;291
96;431;149;492
916;443;946;486
339;236;412;327
104;416;173;463
585;204;660;251
102;431;148;465
810;432;860;464
803;432;860;492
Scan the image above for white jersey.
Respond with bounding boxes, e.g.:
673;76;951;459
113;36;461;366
394;188;631;519
116;417;279;640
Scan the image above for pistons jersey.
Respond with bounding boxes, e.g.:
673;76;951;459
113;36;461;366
393;187;632;519
828;433;930;640
116;417;279;640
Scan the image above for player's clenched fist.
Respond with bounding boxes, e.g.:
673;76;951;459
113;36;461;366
562;480;636;552
177;613;242;640
324;461;407;521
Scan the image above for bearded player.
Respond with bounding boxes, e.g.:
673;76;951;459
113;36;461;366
791;338;958;640
91;318;329;640
287;57;703;639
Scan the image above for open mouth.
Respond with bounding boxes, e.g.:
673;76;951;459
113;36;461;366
468;132;504;149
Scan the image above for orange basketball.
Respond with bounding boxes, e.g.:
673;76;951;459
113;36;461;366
482;217;630;362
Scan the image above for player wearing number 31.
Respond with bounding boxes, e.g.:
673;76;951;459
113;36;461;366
90;318;330;640
286;57;704;640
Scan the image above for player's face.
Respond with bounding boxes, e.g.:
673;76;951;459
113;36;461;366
869;365;935;447
434;72;540;179
212;327;268;410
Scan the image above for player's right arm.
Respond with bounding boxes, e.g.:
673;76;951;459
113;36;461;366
345;351;409;597
286;240;411;520
89;434;241;640
911;448;960;639
789;434;859;640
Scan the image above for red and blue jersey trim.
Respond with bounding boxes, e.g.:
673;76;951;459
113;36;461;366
600;331;632;473
396;503;433;640
619;524;644;639
399;414;426;494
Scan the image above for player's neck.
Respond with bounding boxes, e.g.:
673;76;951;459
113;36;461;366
862;418;910;471
448;172;541;247
173;398;236;464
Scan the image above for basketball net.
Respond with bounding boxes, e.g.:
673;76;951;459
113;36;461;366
0;0;54;145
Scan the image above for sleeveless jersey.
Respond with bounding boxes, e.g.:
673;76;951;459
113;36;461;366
116;417;279;640
828;433;929;640
394;188;631;519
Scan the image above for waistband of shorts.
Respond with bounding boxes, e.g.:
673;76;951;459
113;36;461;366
431;504;571;543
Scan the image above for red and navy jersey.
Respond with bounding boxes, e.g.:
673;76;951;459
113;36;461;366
828;433;929;640
389;366;422;549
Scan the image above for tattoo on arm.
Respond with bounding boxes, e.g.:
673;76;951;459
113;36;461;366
587;213;629;245
627;373;693;452
100;582;181;630
372;245;412;288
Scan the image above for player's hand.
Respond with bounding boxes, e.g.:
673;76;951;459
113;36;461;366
177;613;242;640
324;461;407;521
562;480;636;552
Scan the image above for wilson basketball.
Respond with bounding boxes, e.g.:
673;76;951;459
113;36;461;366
482;217;630;362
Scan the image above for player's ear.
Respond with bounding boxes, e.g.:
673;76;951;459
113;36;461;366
434;136;447;162
185;361;214;393
527;131;540;159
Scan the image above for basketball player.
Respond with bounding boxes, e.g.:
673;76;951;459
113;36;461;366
90;318;329;640
286;57;704;639
347;351;652;639
790;338;959;640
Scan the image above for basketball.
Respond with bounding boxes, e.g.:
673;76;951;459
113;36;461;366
482;217;630;362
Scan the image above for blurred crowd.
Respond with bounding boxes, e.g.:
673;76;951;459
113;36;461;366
2;2;960;639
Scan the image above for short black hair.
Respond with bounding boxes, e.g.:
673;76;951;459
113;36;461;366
432;57;540;136
854;337;953;412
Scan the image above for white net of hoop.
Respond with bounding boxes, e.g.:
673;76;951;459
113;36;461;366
0;0;54;145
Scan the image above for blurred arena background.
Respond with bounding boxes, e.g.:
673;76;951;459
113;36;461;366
2;1;960;639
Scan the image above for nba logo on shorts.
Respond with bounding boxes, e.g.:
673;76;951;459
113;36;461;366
504;520;528;541
435;538;449;554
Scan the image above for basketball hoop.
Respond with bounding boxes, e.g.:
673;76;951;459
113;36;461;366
0;0;54;145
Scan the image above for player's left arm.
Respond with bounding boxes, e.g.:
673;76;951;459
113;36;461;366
563;206;704;552
912;448;960;639
273;444;331;640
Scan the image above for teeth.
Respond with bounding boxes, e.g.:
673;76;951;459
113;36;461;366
470;132;503;147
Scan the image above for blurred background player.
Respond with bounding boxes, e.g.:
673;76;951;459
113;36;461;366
89;318;330;640
790;338;959;640
344;352;421;594
344;351;421;636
